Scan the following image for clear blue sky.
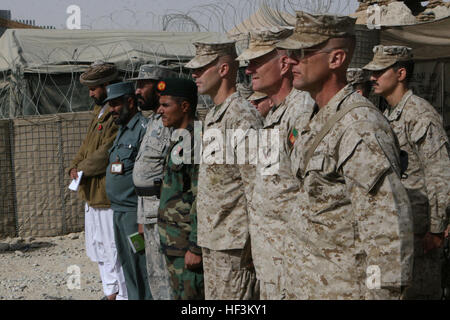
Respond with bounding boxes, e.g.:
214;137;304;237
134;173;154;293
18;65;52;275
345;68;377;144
2;0;359;31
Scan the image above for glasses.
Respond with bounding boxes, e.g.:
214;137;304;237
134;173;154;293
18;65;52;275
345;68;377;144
287;47;348;60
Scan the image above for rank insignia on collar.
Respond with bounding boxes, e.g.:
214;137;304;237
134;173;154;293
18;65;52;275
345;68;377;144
289;128;298;145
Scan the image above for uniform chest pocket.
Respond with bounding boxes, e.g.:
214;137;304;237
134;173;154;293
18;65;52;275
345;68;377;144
117;146;137;171
303;153;340;199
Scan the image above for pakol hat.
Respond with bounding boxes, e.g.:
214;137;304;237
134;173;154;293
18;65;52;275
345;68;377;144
80;61;119;86
277;12;356;50
185;41;237;69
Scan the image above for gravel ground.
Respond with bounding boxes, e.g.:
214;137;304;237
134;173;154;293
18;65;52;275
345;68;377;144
0;231;104;300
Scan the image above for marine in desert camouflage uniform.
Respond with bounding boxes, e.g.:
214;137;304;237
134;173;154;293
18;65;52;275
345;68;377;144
277;11;414;299
186;41;263;300
364;45;450;299
236;27;315;299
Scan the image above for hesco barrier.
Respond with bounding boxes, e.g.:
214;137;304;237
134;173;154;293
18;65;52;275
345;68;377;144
0;112;92;238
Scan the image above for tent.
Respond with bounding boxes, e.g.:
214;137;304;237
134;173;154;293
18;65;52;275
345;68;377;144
0;29;232;118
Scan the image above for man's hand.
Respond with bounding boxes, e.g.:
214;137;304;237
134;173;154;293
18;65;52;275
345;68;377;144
138;224;144;236
184;251;202;270
69;168;78;180
423;232;444;254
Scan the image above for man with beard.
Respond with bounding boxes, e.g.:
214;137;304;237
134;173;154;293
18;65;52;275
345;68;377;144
129;64;177;299
105;81;151;300
69;61;127;300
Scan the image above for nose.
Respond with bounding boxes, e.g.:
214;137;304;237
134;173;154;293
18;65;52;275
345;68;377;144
156;105;163;114
286;56;298;65
245;65;253;75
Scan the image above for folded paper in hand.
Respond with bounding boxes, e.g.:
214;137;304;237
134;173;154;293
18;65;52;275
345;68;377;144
69;171;83;191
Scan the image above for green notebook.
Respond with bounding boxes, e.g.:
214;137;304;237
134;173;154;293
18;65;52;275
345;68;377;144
127;232;145;253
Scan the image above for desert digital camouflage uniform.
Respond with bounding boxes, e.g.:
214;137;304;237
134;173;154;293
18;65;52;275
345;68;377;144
186;41;263;300
364;45;450;299
346;68;369;87
249;88;314;299
276;13;414;299
197;91;263;300
157;123;204;300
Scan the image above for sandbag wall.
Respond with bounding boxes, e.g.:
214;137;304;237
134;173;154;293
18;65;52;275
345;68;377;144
0;112;92;239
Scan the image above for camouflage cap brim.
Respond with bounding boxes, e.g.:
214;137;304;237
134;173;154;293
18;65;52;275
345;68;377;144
185;54;219;69
363;58;397;71
248;91;268;101
236;46;275;61
276;32;329;50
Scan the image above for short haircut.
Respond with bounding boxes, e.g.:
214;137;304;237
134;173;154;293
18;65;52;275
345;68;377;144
172;95;198;117
353;81;372;96
392;60;415;85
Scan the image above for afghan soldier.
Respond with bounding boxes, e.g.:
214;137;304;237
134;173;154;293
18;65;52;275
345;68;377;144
247;91;273;118
185;41;263;299
347;68;372;98
104;82;152;300
364;45;450;299
129;64;176;300
277;12;414;299
236;27;315;299
69;61;127;300
156;77;204;300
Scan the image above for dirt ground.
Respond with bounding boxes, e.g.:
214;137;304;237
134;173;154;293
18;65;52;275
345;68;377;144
0;231;104;300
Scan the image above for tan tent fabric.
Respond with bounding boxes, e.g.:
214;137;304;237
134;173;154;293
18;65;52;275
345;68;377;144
381;16;450;60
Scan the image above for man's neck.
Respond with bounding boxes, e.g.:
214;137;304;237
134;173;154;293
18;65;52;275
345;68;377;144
176;116;193;130
210;82;236;106
313;76;347;109
269;78;293;106
385;84;409;109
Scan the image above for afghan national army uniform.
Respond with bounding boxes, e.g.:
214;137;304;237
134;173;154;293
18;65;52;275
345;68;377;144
130;64;177;300
71;61;127;300
158;123;204;300
186;41;264;300
105;82;152;300
236;27;316;299
277;12;414;300
364;45;450;299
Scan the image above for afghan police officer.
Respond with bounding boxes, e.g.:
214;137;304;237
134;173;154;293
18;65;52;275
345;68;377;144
236;27;315;299
70;61;127;300
129;64;177;300
156;77;204;300
364;45;450;299
277;12;414;299
346;67;372;98
185;41;263;299
104;82;151;300
247;91;273;118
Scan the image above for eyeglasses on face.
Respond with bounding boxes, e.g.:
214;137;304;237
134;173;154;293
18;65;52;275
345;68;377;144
287;47;348;60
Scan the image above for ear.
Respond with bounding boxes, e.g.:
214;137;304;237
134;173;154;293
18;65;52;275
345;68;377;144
329;49;346;70
181;100;191;114
280;55;291;76
218;62;229;78
397;67;407;82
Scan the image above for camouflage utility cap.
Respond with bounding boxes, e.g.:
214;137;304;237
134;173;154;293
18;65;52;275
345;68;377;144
247;91;268;101
185;41;236;69
80;61;118;86
236;27;293;61
277;12;355;50
364;45;413;71
128;64;177;81
347;68;369;85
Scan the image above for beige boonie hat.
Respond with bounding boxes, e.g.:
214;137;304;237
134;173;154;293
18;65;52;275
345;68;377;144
247;91;268;101
347;68;369;85
277;11;356;50
80;61;119;86
236;27;294;61
128;64;177;81
363;45;413;71
185;41;236;69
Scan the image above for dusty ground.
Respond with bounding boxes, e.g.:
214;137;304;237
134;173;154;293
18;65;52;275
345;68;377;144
0;231;104;300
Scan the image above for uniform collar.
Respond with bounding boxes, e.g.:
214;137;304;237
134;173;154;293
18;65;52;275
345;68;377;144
313;84;354;121
264;88;295;128
205;91;239;126
384;89;413;122
122;111;142;131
